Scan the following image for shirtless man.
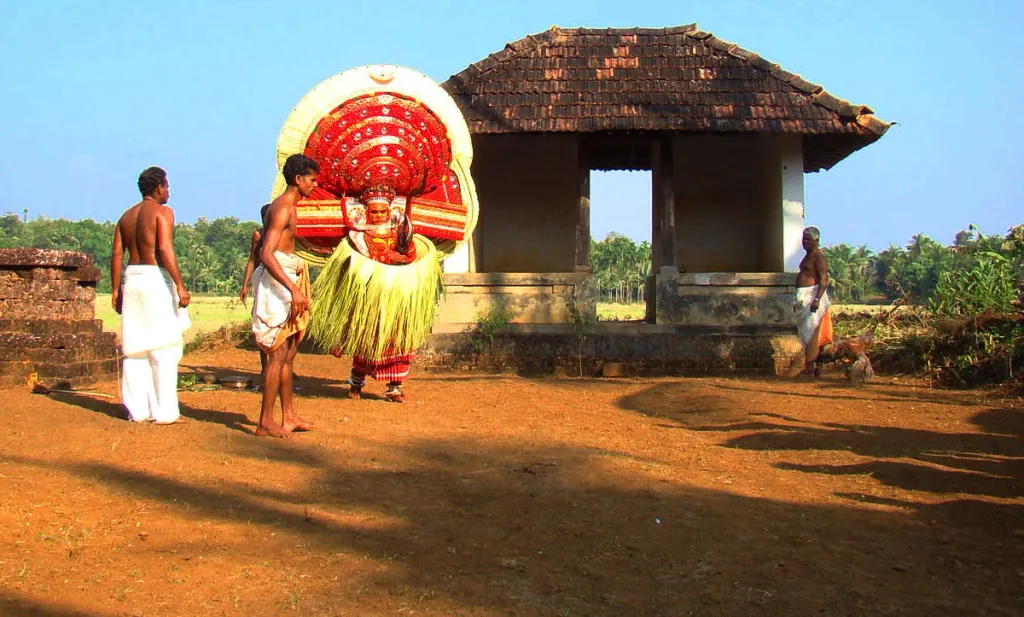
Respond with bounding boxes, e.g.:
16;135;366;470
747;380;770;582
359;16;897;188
251;154;317;437
240;204;271;375
111;166;192;423
793;226;833;376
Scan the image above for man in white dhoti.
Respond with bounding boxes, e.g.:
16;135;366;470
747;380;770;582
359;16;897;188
793;226;833;376
251;154;316;438
111;167;192;423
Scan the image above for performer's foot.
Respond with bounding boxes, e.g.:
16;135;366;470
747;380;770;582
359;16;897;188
255;422;292;438
348;385;362;400
384;390;406;403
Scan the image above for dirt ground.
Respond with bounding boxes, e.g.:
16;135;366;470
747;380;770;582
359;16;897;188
1;347;1022;617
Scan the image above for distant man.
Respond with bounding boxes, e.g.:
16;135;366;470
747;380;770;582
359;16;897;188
240;203;271;376
793;226;833;376
250;154;317;437
111;166;192;423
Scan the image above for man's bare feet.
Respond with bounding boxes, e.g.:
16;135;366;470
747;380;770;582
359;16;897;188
385;391;406;403
255;422;293;438
282;412;315;432
153;417;188;425
348;385;362;400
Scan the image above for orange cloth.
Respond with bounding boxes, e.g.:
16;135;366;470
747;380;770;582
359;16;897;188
818;310;834;347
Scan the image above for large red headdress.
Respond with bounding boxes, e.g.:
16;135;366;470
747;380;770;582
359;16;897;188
272;65;477;264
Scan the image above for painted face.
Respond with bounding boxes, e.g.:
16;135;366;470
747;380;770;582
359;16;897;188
295;173;318;198
366;201;390;225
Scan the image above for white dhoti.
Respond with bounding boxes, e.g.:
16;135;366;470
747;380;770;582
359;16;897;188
251;252;310;352
794;285;833;348
120;265;191;423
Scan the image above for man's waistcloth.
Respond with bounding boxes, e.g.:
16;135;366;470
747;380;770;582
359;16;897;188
794;285;833;348
120;265;191;356
251;251;311;352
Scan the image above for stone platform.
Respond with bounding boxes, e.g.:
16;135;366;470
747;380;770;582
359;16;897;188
420;322;804;376
0;249;118;388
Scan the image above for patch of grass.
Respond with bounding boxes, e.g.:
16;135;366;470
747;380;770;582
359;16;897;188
96;294;252;342
597;302;644;321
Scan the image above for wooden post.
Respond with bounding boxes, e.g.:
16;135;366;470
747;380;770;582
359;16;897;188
575;143;591;272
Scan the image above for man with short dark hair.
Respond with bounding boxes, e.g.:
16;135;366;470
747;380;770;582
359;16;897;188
111;166;192;423
251;154;317;437
793;226;833;376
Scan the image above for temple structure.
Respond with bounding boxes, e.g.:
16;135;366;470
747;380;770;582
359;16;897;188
433;24;889;333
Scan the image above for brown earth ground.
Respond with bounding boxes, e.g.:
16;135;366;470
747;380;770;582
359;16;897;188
1;347;1022;617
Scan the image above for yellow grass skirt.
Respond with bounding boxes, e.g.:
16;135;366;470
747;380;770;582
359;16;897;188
308;235;443;360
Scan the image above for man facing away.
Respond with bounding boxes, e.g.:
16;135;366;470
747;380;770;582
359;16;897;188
793;226;834;376
250;154;317;437
240;203;271;376
111;166;192;423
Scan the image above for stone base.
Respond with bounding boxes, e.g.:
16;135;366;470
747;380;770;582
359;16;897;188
419;323;804;376
0;249;119;389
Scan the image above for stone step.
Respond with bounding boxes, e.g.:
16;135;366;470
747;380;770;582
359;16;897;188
0;278;97;301
0;299;94;320
0;331;117;350
0;345;117;363
0;319;105;335
0;358;119;384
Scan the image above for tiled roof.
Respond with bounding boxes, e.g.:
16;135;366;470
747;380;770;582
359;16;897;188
442;25;891;171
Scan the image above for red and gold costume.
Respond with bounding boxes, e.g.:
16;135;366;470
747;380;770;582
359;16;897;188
271;65;478;401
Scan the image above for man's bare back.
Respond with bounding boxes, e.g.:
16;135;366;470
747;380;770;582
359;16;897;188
111;176;189;314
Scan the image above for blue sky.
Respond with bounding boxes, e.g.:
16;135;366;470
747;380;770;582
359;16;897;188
0;0;1020;251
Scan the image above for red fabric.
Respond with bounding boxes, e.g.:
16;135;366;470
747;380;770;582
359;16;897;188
352;352;415;384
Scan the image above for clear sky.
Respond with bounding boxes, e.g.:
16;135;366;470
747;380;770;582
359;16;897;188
1;0;1020;251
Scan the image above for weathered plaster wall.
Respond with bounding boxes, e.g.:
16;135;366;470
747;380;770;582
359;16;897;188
471;134;579;272
671;134;797;273
435;272;596;326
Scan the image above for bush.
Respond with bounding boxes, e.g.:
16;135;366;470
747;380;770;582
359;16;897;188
930;252;1018;317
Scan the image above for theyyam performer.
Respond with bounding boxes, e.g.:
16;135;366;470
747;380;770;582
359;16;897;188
270;64;478;402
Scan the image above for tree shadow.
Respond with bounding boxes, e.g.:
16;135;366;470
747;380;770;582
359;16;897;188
6;435;1021;616
618;381;1024;504
47;390;253;435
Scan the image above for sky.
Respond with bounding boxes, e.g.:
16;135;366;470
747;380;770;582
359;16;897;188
0;0;1020;252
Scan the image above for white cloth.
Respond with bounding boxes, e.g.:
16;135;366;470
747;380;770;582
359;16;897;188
120;265;191;356
119;265;190;422
122;345;183;423
794;285;831;347
251;251;307;351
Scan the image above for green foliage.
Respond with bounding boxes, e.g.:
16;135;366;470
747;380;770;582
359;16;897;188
0;212;259;294
566;292;596;377
591;233;650;303
818;225;1023;311
469;303;510;356
930;252;1018;317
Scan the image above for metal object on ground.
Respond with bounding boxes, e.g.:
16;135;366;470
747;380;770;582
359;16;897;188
220;376;253;390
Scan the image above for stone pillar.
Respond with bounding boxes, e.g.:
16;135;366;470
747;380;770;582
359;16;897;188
574;144;591;272
781;136;805;272
0;249;119;388
651;138;676;274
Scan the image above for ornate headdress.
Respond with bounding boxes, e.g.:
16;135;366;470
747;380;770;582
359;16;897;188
360;184;396;206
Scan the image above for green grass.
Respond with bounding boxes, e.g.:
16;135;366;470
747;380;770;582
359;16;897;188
96;294;252;341
597;302;646;321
